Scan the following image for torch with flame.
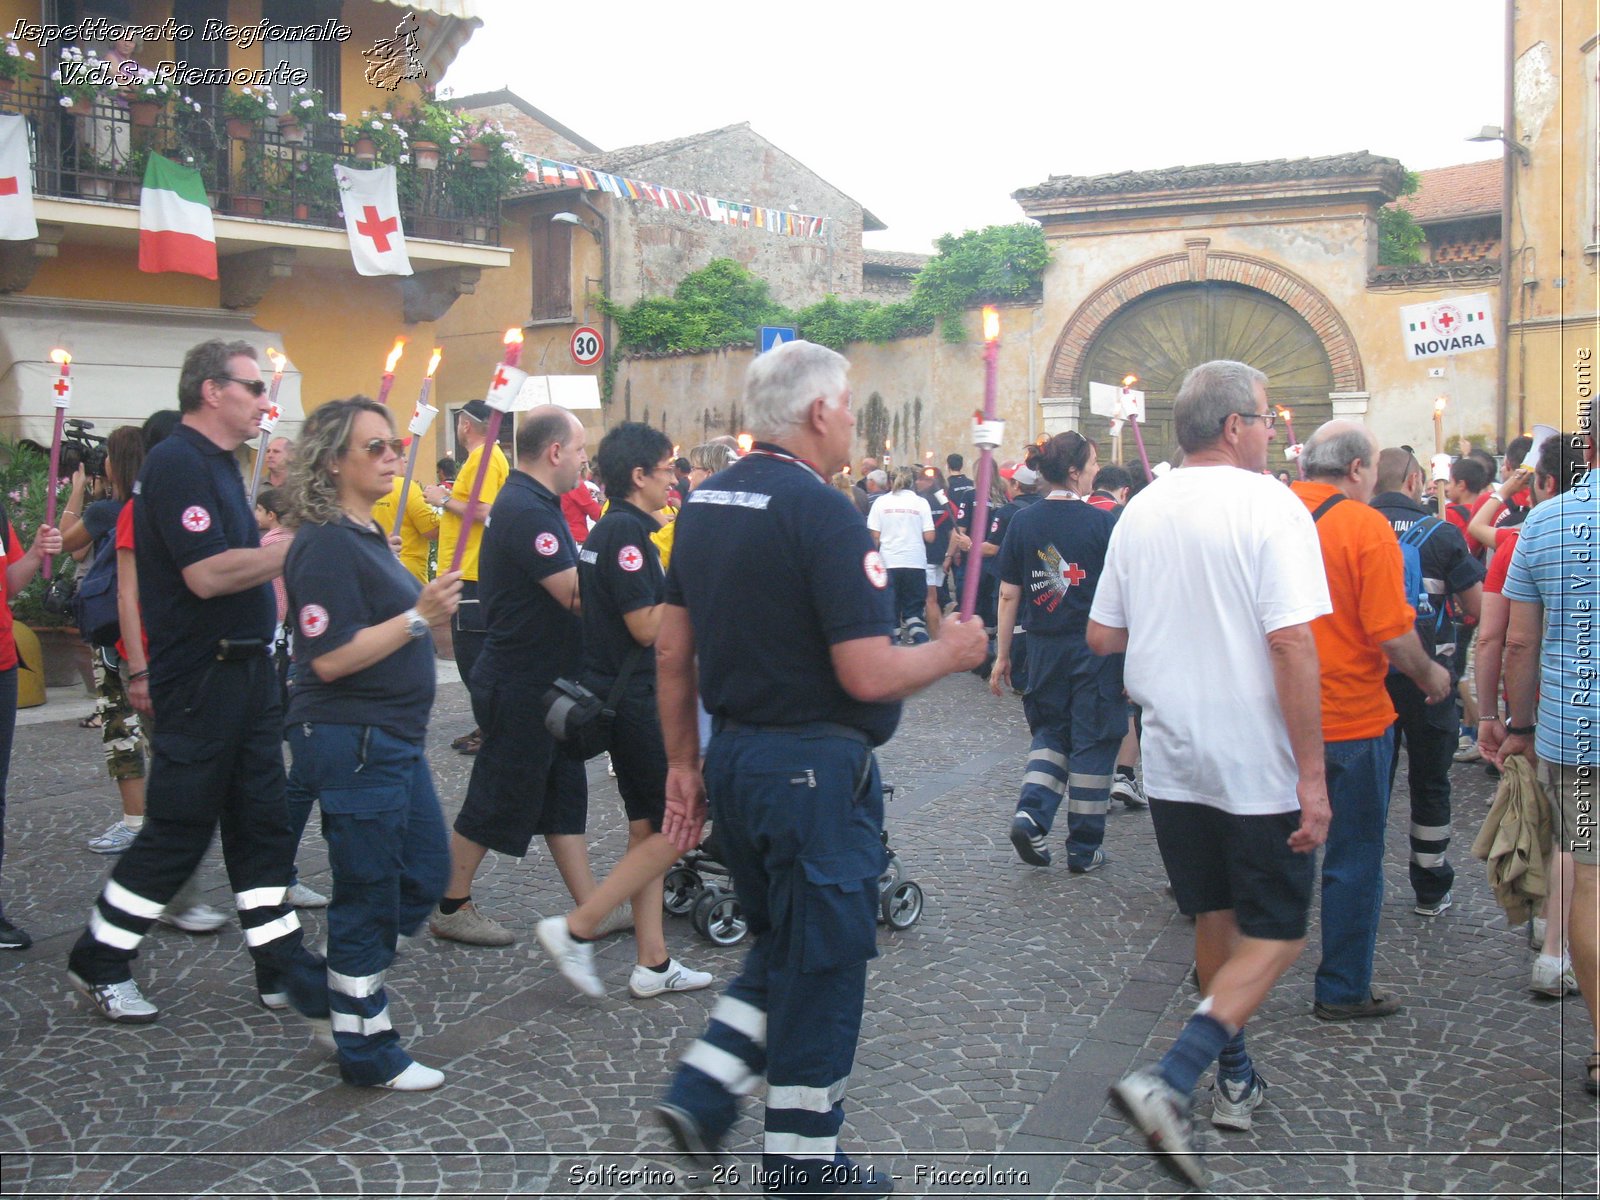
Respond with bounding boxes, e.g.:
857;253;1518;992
449;329;526;573
959;307;1003;619
41;350;72;578
393;348;444;539
247;348;288;504
375;337;407;407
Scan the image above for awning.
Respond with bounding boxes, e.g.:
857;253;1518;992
0;296;303;446
373;0;483;79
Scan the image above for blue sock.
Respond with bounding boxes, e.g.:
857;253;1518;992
1215;1027;1252;1085
1157;1012;1233;1097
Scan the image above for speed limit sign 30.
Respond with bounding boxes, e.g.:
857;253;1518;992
571;326;604;366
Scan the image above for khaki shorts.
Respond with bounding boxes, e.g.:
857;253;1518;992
1540;760;1599;866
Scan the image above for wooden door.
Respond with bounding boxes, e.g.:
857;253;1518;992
1078;282;1335;471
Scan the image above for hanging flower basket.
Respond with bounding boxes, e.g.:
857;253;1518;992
412;140;440;170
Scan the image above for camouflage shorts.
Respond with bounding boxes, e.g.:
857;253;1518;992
93;651;146;782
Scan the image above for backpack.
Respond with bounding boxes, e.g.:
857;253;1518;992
1396;515;1450;650
72;526;121;648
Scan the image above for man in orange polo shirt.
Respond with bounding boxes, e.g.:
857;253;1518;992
1292;421;1452;1021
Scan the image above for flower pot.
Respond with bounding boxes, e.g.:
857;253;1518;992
277;114;305;144
225;116;257;141
26;625;95;692
129;99;161;128
66;98;95;117
412;140;439;170
112;179;139;203
467;142;491;168
78;175;114;200
229;194;266;217
353;135;376;162
293;201;310;220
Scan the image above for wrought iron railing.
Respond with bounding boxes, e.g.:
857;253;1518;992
0;72;502;245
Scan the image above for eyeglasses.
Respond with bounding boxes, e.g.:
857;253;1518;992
217;375;267;398
352;437;405;458
1228;410;1277;430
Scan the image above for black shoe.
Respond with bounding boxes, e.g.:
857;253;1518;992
0;918;31;950
1313;991;1403;1021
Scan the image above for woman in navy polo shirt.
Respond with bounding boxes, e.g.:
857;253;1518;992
283;398;461;1090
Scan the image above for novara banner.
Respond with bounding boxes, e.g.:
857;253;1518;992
1399;293;1497;361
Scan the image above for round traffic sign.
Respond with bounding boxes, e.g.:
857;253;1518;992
571;326;604;366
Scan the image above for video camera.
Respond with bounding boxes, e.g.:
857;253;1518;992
20;419;109;479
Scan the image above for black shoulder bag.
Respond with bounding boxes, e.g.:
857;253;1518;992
541;643;646;761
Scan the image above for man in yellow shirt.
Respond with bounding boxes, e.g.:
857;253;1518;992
425;400;509;752
371;473;439;584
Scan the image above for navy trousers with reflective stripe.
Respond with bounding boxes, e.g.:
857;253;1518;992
287;723;449;1085
1016;636;1124;868
1386;678;1457;905
68;657;325;1015
664;727;886;1188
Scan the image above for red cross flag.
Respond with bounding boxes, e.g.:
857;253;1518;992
484;363;528;413
1399;293;1495;361
334;163;412;276
0;114;38;242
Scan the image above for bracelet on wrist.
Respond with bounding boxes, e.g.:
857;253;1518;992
128;669;150;681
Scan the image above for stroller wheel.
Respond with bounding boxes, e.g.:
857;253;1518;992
882;881;923;930
663;866;702;916
877;855;902;895
693;888;748;946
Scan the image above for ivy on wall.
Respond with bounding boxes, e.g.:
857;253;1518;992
596;223;1051;359
1378;170;1426;266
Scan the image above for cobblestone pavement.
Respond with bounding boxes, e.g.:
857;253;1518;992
0;670;1596;1198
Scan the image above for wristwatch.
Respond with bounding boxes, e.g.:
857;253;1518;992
402;608;429;640
1505;722;1536;736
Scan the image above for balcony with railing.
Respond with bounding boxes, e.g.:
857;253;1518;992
0;68;506;246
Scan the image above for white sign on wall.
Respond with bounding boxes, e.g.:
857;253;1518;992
1399;293;1497;361
1088;381;1145;421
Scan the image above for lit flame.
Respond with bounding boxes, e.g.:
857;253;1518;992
1434;397;1447;414
384;338;407;374
736;432;753;454
1122;374;1138;388
49;349;71;366
425;347;443;377
1278;406;1292;420
982;306;1000;342
266;347;286;372
503;328;525;348
884;438;892;452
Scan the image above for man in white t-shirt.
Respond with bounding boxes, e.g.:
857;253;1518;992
867;467;935;644
1087;359;1332;1189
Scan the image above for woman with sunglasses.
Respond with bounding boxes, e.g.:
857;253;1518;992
991;431;1126;874
282;398;462;1090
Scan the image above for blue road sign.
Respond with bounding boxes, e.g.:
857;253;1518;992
759;326;797;354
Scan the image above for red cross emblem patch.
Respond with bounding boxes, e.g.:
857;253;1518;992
534;531;559;557
180;506;211;532
1059;562;1087;588
298;604;329;638
618;544;643;572
863;550;888;589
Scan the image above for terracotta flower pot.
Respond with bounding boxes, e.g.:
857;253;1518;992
412;140;439;170
293;202;310;220
230;194;266;217
353;135;376;162
66;97;95;117
278;114;305;144
78;175;114;200
129;99;161;128
467;142;491;168
225;116;257;141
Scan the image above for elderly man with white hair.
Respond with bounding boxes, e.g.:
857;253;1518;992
650;340;986;1196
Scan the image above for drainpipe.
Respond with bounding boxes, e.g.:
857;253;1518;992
1498;0;1516;448
577;193;612;403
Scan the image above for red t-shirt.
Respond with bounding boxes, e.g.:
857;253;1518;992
113;502;149;662
1483;527;1520;596
561;482;601;545
0;521;24;670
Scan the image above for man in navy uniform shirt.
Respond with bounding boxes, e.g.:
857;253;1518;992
651;340;986;1196
1370;448;1484;918
67;339;326;1030
429;406;593;947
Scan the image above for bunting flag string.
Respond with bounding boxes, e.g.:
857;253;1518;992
520;153;830;240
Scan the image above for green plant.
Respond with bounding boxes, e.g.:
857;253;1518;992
1379;170;1427;266
401;97;463;146
127;73;177;106
50;47;110;107
911;223;1051;342
343;110;410;163
281;84;332;126
0;441;74;627
222;84;277;122
2;39;38;84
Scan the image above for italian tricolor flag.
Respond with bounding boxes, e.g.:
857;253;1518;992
138;154;217;280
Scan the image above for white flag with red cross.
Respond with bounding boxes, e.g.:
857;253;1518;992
258;397;282;435
334;163;412;277
1399;293;1495;361
484;364;528;412
0;114;38;242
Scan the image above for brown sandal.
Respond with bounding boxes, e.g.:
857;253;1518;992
78;712;104;730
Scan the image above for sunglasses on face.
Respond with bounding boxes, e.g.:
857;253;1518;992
217;375;267;398
352;437;406;458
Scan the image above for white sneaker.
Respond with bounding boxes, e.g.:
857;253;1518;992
69;971;160;1023
629;959;713;998
86;821;137;854
1110;774;1148;809
1530;956;1579;998
594;903;635;938
536;916;603;998
304;1015;336;1051
157;903;229;933
1452;736;1483;763
287;882;329;908
378;1061;444;1091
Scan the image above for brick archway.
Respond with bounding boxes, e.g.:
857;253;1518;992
1046;250;1365;396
